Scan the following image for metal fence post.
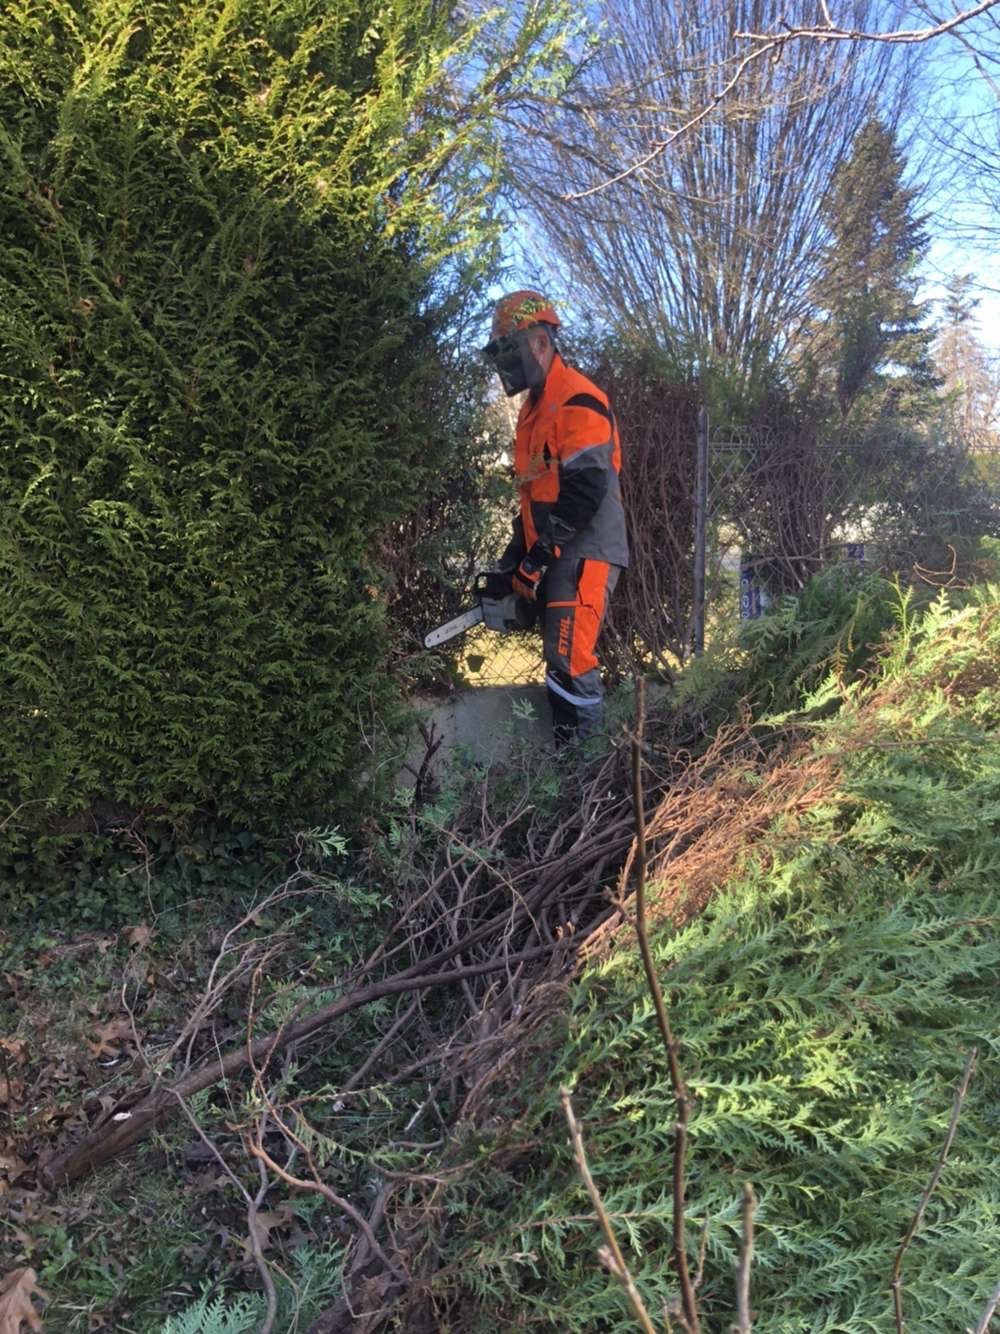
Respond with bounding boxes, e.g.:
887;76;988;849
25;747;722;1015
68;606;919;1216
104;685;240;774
691;406;709;655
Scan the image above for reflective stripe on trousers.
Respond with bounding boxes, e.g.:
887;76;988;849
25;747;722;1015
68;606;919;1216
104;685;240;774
541;557;620;740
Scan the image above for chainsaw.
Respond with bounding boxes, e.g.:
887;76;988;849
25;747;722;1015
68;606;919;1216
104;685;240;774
423;571;536;649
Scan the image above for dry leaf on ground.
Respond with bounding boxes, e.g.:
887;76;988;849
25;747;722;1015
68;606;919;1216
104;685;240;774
122;925;153;950
86;1019;134;1061
0;1267;48;1334
0;1150;32;1186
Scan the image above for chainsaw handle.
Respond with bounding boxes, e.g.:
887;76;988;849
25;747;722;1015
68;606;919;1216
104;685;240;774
477;569;515;600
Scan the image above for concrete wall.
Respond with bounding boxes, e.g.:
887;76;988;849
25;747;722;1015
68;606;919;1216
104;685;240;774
404;684;552;778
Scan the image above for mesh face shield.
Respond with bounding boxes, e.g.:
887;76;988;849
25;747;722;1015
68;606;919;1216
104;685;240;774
481;326;549;397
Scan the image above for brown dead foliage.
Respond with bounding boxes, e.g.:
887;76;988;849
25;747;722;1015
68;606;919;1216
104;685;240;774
0;1269;47;1334
590;727;839;954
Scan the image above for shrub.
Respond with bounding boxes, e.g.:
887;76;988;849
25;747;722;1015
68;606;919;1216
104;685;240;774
0;0;511;868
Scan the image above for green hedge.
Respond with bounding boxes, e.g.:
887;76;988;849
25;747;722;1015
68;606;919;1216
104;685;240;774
0;0;492;862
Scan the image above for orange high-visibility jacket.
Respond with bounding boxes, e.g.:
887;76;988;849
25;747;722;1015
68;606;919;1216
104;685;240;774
514;354;629;568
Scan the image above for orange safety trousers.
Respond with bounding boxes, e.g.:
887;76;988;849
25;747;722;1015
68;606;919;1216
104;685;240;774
541;557;620;740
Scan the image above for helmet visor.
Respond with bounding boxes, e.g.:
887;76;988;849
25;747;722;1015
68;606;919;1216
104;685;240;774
481;329;531;362
481;327;547;397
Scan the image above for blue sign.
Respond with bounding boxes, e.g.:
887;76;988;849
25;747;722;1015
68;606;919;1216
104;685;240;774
740;562;770;619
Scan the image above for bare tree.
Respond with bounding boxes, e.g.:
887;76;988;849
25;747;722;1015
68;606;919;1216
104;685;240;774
736;1;1000;48
934;273;1000;447
727;2;1000;263
925;4;1000;259
504;0;922;381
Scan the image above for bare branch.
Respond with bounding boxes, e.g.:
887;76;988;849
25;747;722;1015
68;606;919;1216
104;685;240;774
41;943;558;1186
249;1155;280;1334
631;677;700;1333
973;1281;1000;1334
510;0;920;375
246;1134;407;1287
169;1090;279;1334
736;1;1000;46
563;41;776;200
560;1087;659;1334
733;1183;756;1333
891;1048;978;1333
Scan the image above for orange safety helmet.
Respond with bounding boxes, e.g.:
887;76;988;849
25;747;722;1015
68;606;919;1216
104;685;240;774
490;289;561;340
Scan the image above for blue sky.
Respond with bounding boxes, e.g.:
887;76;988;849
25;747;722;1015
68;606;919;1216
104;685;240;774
913;17;1000;348
491;6;1000;358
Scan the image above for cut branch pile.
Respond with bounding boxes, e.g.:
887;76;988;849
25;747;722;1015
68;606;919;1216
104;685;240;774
23;703;841;1329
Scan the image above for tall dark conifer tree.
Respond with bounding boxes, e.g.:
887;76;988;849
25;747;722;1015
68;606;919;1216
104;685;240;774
812;118;938;425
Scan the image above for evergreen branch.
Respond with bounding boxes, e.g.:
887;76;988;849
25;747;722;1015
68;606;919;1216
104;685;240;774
560;1088;659;1334
631;676;700;1334
891;1047;979;1333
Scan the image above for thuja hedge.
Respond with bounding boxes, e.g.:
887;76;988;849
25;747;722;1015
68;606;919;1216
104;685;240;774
0;0;491;865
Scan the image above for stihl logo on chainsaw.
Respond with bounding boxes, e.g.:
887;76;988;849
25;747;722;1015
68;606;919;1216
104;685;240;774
423;572;536;649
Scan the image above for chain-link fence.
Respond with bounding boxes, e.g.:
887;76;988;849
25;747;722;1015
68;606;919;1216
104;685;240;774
457;623;544;686
443;401;998;689
705;424;999;626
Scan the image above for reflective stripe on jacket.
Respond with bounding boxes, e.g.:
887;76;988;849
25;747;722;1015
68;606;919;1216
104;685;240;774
514;355;629;568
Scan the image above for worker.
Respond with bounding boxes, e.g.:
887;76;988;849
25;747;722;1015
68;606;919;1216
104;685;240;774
482;290;629;742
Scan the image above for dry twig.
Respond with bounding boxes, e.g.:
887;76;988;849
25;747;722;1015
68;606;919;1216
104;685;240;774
736;1;1000;47
734;1182;756;1333
891;1048;978;1333
560;1087;658;1334
42;943;558;1186
972;1280;1000;1334
631;676;700;1333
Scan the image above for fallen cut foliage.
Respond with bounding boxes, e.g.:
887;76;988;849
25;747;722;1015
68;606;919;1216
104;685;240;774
395;583;1000;1333
14;580;998;1332
586;723;840;958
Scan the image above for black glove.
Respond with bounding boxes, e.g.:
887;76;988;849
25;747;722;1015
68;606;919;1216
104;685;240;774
497;515;527;574
512;541;559;602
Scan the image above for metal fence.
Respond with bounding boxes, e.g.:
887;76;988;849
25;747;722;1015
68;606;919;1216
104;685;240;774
704;423;998;632
457;623;544;687
454;410;997;687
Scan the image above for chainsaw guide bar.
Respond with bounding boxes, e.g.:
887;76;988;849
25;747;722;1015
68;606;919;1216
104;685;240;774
423;605;485;648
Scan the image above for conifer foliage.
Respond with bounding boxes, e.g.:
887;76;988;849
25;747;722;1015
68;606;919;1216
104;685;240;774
811;118;938;424
0;0;503;857
415;582;1000;1330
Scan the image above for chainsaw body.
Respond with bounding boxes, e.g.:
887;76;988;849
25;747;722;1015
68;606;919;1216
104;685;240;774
423;572;536;649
